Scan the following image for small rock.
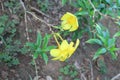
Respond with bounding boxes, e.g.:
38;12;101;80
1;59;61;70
33;76;41;80
46;76;53;80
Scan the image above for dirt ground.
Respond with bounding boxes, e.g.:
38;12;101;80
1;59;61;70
0;0;120;80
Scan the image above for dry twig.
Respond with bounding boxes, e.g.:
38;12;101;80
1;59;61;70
30;6;55;20
74;61;87;80
0;0;4;11
88;0;106;17
88;59;94;80
20;0;30;41
111;73;120;80
26;11;54;33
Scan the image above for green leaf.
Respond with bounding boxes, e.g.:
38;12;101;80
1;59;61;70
107;38;115;48
42;34;51;49
117;0;120;5
41;53;48;64
103;30;110;38
0;15;8;26
75;11;88;16
113;31;120;38
86;39;103;45
25;42;35;48
110;47;120;52
96;24;102;35
110;52;117;60
93;48;107;60
61;0;67;6
36;32;42;47
98;3;105;9
97;35;106;45
43;46;56;52
33;51;39;59
0;27;4;34
105;0;112;4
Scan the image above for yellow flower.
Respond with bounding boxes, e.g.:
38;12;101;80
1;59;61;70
50;39;80;61
61;12;78;32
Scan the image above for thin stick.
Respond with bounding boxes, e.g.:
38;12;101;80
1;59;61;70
111;73;120;80
33;59;39;80
81;74;87;80
26;11;54;33
74;61;87;80
88;59;94;80
20;0;30;41
88;0;106;17
30;6;55;20
0;0;4;11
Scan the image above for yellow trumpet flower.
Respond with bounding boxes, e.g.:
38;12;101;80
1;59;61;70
61;12;79;32
50;34;80;61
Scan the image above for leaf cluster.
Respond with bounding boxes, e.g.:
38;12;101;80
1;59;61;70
59;65;79;79
25;32;56;64
86;24;120;60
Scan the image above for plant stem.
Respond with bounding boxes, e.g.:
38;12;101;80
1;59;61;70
33;58;39;80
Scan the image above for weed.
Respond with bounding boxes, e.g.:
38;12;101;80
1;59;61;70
37;0;49;12
0;14;23;66
4;0;21;14
86;24;120;60
59;64;79;79
25;31;56;64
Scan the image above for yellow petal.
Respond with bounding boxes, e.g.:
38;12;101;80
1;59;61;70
60;40;69;50
74;39;80;49
62;24;71;30
61;12;74;20
61;12;79;32
50;49;60;57
59;53;68;61
69;18;78;31
52;52;66;61
69;25;78;31
67;42;75;57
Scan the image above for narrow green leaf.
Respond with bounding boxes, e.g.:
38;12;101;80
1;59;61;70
0;27;4;34
96;24;102;35
103;30;110;38
93;48;107;60
43;46;56;52
110;47;120;52
42;34;51;49
110;52;117;60
61;0;67;6
36;32;42;47
107;38;115;48
33;52;39;59
97;35;106;45
86;39;103;45
25;42;35;49
113;31;120;38
75;11;88;16
41;53;48;64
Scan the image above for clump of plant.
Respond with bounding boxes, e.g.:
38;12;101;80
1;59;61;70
4;0;21;14
58;65;79;80
86;24;120;60
0;14;23;66
61;0;120;40
25;31;56;64
37;0;49;12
